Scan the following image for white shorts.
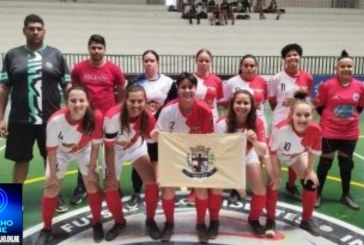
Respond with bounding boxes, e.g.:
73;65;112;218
278;152;308;166
103;141;148;181
246;149;260;166
45;146;91;179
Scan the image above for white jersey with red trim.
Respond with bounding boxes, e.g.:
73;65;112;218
103;104;156;151
215;116;266;153
223;74;268;126
46;107;104;153
194;73;223;122
269;119;321;163
157;99;213;134
268;70;313;127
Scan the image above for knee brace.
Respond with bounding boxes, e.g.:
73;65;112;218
338;155;354;173
300;179;317;191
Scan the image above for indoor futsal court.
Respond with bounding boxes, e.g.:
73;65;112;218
0;0;364;244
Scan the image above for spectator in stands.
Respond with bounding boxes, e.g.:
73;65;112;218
0;14;71;213
207;0;216;12
220;0;230;18
264;0;278;13
71;34;127;207
242;0;251;13
126;50;176;210
314;50;364;210
210;4;223;25
187;3;201;24
223;3;235;25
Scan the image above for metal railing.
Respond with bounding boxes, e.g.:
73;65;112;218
2;53;364;76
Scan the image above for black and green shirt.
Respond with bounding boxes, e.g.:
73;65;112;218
0;45;71;124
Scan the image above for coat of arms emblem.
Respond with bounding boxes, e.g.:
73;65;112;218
182;145;217;178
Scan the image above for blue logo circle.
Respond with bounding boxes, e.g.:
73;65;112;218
0;188;9;213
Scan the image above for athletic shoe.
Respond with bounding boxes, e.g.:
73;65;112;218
161;222;174;242
285;182;301;201
70;186;87;205
227;189;241;205
105;220;126;241
314;195;322;208
341;195;360;210
35;229;53;245
300;220;321;237
207;220;219;239
248;220;265;237
126;193;141;209
196;223;209;244
56;194;69;213
146;219;161;240
265;219;276;238
185;190;196;206
92;222;104;243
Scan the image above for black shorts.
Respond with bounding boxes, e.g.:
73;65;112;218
321;138;357;156
5;123;47;162
147;142;158;162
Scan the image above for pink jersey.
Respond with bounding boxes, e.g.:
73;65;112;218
268;70;313;127
103;104;156;150
215;116;266;153
71;60;126;114
194;73;223;121
46;107;104;153
314;77;364;140
269;119;321;162
223;74;268;124
157;99;213;134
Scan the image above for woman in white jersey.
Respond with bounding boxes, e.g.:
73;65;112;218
267;90;321;237
268;43;313;201
36;86;104;244
102;84;161;241
127;50;176;210
215;89;267;237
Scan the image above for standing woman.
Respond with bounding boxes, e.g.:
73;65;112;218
267;91;322;237
194;49;224;123
102;84;160;241
156;72;215;243
215;90;267;237
223;54;268;204
36;86;104;244
314;50;364;210
127;50;176;209
268;43;313;201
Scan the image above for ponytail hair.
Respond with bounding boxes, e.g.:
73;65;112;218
66;85;95;136
291;90;312;112
337;49;353;63
120;84;148;142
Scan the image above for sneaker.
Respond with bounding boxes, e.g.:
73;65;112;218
146;219;161;240
314;195;322;208
92;222;104;243
56;194;69;213
265;219;276;238
161;222;174;242
105;220;126;241
126;193;141;209
70;186;87;205
285;183;301;201
248;220;265;237
196;223;209;244
228;190;241;205
35;229;53;245
300;220;321;236
340;195;360;210
207;220;219;239
186;190;195;206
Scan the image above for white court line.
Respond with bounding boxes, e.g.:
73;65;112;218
354;152;364;160
0;145;5;152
